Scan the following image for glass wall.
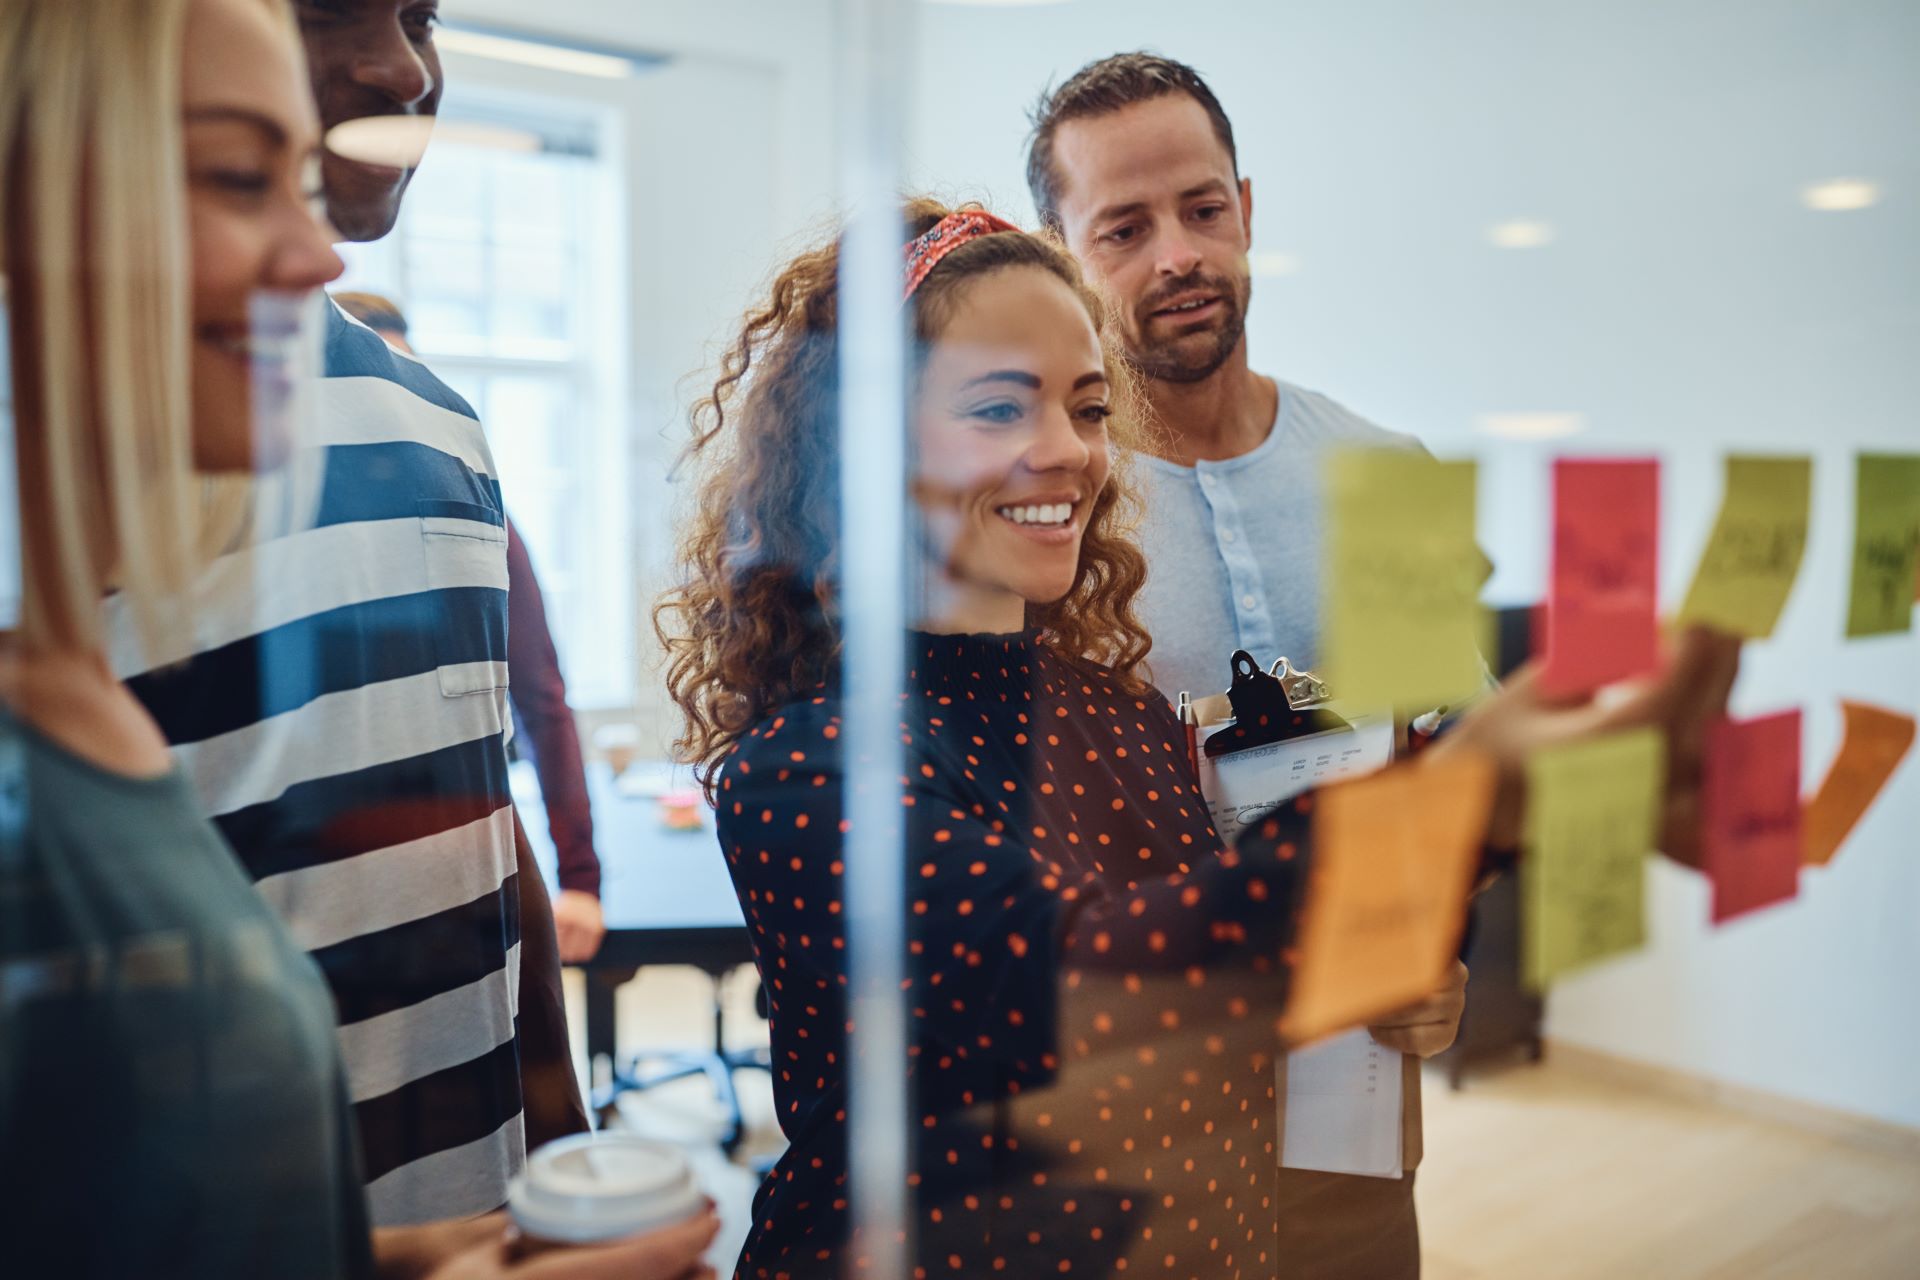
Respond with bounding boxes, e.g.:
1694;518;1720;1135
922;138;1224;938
2;2;1915;1278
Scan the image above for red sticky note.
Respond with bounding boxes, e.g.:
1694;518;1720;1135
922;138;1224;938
1703;711;1803;923
1538;459;1661;697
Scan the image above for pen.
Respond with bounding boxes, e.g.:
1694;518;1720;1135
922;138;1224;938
1178;690;1200;785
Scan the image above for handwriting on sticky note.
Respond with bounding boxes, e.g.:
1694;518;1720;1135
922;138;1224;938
1323;450;1488;712
1540;459;1661;696
1704;711;1802;923
1521;728;1663;990
1804;701;1915;866
1679;456;1812;639
1280;754;1494;1043
1847;454;1920;638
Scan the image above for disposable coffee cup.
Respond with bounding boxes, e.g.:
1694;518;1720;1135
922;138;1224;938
508;1134;705;1248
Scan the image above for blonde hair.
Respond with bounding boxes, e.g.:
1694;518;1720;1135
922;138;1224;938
0;0;288;660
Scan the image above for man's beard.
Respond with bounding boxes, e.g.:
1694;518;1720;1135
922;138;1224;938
1127;272;1249;385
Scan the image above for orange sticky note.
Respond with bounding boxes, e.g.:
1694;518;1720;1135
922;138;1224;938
1804;701;1915;866
1280;754;1495;1043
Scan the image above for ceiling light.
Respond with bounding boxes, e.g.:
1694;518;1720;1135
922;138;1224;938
1801;178;1880;212
1475;412;1586;441
326;117;434;170
1487;219;1555;249
437;27;634;79
1249;251;1301;277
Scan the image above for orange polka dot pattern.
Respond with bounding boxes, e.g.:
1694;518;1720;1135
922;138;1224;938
717;631;1313;1279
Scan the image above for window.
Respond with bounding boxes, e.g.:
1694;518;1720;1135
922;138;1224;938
337;97;634;709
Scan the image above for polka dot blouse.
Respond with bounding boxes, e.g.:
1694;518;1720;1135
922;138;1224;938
717;631;1314;1279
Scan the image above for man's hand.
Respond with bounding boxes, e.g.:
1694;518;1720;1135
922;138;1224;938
1427;625;1742;857
553;890;607;965
1366;959;1468;1058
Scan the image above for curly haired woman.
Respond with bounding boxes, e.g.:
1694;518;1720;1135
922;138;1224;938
656;201;1738;1279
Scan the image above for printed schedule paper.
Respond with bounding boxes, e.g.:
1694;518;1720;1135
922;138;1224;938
1522;728;1665;990
1198;713;1394;846
1678;455;1812;639
1278;1029;1403;1180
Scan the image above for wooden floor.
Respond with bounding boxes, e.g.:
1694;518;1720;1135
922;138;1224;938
1418;1055;1920;1280
572;968;1920;1279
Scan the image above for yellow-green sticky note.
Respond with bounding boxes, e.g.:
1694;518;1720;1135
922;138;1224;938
1678;455;1811;638
1522;727;1665;991
1322;449;1488;712
1846;454;1920;638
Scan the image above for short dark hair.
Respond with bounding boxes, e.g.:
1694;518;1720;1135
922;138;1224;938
1025;52;1238;232
332;290;410;338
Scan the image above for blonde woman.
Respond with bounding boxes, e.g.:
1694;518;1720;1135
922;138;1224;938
0;1;718;1277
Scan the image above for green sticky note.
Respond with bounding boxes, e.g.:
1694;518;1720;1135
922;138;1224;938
1322;449;1488;712
1678;455;1811;638
1846;453;1920;638
1522;727;1665;991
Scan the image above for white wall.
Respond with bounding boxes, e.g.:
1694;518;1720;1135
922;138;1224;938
465;0;1918;1126
907;0;1920;1128
444;0;842;740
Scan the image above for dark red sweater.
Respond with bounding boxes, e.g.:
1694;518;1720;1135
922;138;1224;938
505;518;599;898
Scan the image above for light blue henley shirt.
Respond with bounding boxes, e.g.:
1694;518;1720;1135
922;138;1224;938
1132;379;1420;706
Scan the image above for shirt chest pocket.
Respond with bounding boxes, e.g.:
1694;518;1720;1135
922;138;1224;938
416;499;510;698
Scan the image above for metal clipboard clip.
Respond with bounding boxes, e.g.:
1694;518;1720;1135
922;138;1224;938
1203;650;1352;760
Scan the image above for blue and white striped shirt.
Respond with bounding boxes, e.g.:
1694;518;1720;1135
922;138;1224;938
113;302;524;1226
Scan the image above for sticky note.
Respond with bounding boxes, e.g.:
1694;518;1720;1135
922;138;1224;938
1678;456;1812;638
1703;711;1803;923
1538;459;1661;697
1280;754;1495;1043
1804;701;1915;866
1846;454;1920;637
1521;728;1664;990
1323;449;1489;712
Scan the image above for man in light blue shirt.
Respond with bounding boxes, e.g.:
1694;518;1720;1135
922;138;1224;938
1029;52;1462;1279
1026;54;1424;704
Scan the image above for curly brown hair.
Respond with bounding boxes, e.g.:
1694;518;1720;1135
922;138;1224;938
655;198;1160;791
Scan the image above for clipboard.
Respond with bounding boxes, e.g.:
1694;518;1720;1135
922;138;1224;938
1183;650;1411;1180
1189;651;1394;847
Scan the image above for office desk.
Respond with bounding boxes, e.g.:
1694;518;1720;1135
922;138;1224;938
513;763;756;1090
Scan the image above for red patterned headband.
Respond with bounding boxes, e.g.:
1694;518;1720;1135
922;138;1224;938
902;211;1022;302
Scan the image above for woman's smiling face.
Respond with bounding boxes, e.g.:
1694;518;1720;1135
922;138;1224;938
182;0;344;471
912;265;1115;627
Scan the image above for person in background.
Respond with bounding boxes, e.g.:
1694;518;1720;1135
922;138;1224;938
0;0;716;1275
110;0;586;1226
334;290;606;964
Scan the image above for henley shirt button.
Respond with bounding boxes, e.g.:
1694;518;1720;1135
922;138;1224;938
1222;529;1236;543
1241;594;1257;610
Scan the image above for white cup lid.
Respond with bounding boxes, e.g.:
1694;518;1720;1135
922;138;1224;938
508;1135;705;1245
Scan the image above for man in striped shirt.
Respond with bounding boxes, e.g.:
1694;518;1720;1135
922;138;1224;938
114;0;580;1225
